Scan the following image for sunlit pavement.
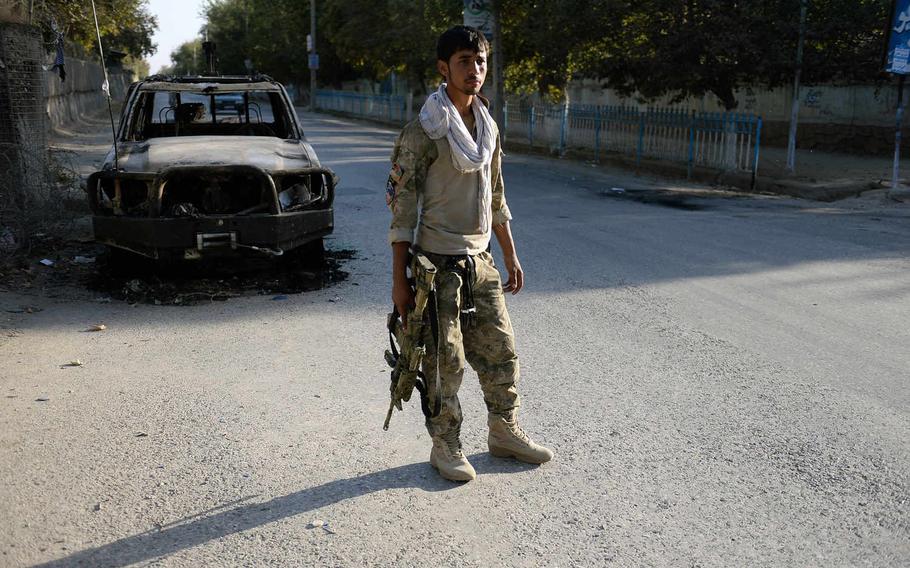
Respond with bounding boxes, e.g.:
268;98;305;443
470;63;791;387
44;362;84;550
1;112;908;567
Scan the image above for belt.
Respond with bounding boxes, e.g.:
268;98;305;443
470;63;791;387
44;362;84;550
414;246;490;329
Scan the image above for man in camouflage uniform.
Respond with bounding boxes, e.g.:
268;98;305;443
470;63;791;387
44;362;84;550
387;25;553;482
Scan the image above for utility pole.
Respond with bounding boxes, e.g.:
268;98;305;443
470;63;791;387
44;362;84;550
244;0;250;73
492;0;505;129
785;0;808;174
309;0;317;112
884;0;910;198
892;75;905;193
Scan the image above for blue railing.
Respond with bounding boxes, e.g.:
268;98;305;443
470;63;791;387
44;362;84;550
505;101;762;179
315;90;407;123
312;90;761;179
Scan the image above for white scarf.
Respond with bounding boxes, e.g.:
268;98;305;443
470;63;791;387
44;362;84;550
419;83;495;233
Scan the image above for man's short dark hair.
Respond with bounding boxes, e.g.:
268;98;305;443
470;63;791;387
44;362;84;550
437;25;490;62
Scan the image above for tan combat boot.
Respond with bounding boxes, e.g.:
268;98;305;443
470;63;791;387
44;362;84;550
488;413;554;464
429;432;476;482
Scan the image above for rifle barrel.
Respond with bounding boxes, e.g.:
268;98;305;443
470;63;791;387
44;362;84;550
383;402;395;431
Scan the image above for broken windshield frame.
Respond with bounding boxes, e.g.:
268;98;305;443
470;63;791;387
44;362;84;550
124;89;296;141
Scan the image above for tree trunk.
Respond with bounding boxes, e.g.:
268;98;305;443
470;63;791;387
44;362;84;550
713;84;738;111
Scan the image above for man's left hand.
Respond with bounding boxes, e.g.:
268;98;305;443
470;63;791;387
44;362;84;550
502;254;524;294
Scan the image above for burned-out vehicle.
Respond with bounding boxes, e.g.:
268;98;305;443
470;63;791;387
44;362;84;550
87;75;336;260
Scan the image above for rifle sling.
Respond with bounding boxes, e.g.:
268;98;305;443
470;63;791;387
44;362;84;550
444;255;477;328
387;311;400;361
411;288;442;419
424;288;442;418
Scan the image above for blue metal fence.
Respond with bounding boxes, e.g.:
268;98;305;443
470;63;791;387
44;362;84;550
313;90;761;179
505;101;762;179
315;90;408;123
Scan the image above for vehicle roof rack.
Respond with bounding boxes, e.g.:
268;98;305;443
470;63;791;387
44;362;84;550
144;74;276;84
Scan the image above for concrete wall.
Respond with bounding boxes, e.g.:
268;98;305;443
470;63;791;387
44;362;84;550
565;80;907;155
565;80;901;124
45;58;131;130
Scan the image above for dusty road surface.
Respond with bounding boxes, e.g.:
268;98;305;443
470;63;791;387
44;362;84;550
1;112;909;567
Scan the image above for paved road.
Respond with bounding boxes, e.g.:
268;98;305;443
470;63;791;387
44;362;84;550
1;112;909;567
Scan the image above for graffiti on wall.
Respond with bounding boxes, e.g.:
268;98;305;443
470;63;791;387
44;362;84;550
804;89;822;108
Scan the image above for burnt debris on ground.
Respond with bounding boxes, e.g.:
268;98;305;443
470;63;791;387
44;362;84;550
599;187;713;211
0;236;353;306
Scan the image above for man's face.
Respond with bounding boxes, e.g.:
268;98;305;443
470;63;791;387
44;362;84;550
439;48;487;96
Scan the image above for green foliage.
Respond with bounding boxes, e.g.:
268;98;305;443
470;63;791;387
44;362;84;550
123;54;151;79
194;0;461;91
41;0;157;60
164;39;203;75
578;0;891;109
170;0;893;108
322;0;462;92
587;0;797;109
801;0;891;84
499;0;615;101
200;0;355;86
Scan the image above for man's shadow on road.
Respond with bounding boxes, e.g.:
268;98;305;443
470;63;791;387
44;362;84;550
34;454;537;567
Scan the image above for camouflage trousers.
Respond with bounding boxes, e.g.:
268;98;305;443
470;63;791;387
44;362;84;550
418;250;521;438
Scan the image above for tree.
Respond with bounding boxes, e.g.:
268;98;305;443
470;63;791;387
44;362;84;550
123;54;151;78
800;0;891;85
197;0;461;92
178;0;894;107
40;0;157;60
578;0;796;109
165;39;204;76
322;0;462;93
201;0;355;87
582;0;891;110
498;0;618;99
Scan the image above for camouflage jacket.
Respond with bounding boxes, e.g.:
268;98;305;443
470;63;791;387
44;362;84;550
387;119;512;255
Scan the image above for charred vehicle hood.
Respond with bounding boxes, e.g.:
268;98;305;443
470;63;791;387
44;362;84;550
105;136;320;173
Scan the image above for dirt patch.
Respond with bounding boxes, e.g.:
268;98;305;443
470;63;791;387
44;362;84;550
0;236;353;306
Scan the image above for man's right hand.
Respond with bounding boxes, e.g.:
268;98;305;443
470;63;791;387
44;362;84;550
391;241;414;326
392;278;415;326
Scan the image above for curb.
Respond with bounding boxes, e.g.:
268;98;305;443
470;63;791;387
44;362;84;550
723;173;882;202
519;143;885;202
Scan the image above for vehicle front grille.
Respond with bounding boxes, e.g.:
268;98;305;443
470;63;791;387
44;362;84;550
159;169;269;216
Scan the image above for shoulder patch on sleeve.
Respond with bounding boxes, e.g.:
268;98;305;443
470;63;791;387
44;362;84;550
385;162;405;210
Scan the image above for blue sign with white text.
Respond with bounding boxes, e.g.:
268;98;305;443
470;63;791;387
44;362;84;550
887;0;910;74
